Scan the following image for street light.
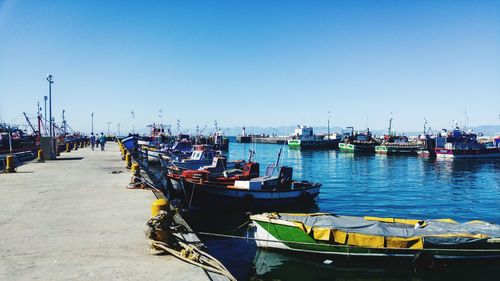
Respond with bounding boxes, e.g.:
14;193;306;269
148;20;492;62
43;96;48;135
106;121;112;136
91;112;94;134
46;74;54;138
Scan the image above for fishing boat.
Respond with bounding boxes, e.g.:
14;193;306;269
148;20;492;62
375;117;419;155
174;149;321;211
338;127;379;153
375;135;420;155
0;124;38;155
287;125;340;149
435;126;500;159
250;212;500;266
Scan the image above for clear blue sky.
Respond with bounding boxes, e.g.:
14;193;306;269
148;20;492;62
1;0;499;134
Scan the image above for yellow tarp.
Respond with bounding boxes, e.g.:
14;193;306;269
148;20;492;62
386;236;423;249
312;227;331;241
293;221;312;234
465;220;489;224
364;216;423;226
434;218;458;224
426;233;489;239
332;229;347;244
347;232;385;248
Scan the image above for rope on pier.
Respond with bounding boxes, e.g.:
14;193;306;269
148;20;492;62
146;210;237;281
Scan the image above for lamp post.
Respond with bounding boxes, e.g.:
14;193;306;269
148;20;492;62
106;121;111;136
91;112;94;134
43;96;48;135
46;75;54;138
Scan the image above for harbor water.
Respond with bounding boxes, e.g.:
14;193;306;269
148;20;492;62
158;140;500;280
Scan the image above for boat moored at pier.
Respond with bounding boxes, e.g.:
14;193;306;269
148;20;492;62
287;125;340;149
339;127;379;153
435;127;500;159
250;212;500;266
375;135;420;155
172;149;321;211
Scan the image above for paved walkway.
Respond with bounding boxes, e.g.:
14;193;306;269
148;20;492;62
0;142;210;280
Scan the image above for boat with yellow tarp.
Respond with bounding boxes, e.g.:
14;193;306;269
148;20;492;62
250;213;500;267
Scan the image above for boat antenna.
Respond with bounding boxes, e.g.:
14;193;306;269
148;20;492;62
464;108;468;131
131;110;135;134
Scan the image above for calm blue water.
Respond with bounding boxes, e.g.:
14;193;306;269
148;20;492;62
181;141;500;280
227;142;500;223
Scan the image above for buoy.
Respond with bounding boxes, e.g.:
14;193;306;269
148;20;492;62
5;155;15;173
125;152;132;169
151;198;169;217
37;149;45;163
66;143;71;152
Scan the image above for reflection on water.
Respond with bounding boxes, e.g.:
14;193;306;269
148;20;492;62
249;249;500;281
155;142;500;280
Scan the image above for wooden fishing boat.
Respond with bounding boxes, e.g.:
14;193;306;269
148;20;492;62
178;168;320;211
339;127;379;153
172;149;321;211
250;212;500;266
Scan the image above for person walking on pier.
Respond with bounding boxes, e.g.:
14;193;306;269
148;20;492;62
90;133;96;151
99;132;106;151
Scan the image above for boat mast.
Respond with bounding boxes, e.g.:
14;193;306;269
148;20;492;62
37;102;41;139
328;111;331;138
388;116;393;136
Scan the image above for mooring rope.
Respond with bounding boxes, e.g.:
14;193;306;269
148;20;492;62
146;211;237;281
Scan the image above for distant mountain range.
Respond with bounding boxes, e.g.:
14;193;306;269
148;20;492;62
219;125;500;137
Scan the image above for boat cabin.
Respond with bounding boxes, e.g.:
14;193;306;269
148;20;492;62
293;125;315;141
188;149;216;161
233;166;293;190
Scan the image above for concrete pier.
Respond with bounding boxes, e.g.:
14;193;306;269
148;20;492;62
0;142;212;280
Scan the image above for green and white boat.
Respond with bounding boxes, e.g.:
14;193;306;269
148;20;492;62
338;127;379;153
250;212;500;266
375;135;420;155
287;125;340;149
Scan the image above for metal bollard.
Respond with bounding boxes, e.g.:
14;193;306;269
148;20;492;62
125;152;132;169
37;149;45;163
151;199;169;217
130;163;141;183
5;155;15;173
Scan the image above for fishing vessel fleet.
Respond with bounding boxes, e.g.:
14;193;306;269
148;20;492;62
6;108;500;271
